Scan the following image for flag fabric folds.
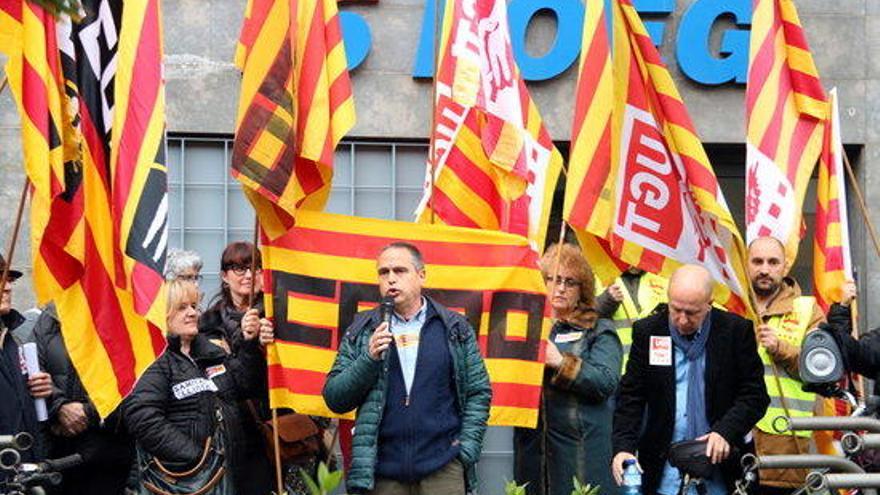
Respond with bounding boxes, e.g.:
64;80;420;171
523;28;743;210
812;89;852;313
262;210;551;428
232;0;355;238
564;0;752;316
1;0;168;417
745;0;827;265
415;0;562;251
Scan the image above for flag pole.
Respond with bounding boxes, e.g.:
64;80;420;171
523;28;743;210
249;218;283;494
426;0;442;225
1;178;29;301
840;150;880;262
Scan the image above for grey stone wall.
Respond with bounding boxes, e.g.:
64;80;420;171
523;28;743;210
1;0;878;321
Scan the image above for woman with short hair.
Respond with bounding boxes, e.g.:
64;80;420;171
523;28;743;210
164;249;204;284
513;242;623;495
126;279;265;495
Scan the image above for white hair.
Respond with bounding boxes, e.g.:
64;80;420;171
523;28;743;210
164;249;204;281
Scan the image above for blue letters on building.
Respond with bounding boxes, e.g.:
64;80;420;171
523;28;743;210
338;0;752;86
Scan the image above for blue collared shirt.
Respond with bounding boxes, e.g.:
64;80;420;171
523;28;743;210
390;298;427;395
657;327;726;495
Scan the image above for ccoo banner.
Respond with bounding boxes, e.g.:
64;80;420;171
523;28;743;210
262;210;551;428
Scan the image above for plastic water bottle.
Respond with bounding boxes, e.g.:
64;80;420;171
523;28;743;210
622;459;642;495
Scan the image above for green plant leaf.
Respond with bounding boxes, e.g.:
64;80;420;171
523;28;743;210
299;467;322;495
323;469;343;493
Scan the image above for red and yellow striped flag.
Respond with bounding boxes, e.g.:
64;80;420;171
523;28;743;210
813;89;852;313
262;210;551;428
0;0;84;304
567;0;753;316
232;0;355;239
564;0;619;282
415;0;562;251
2;0;168;417
745;0;827;265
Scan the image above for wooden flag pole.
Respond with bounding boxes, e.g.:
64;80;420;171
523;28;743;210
0;75;8;95
248;218;284;495
841;150;880;263
1;179;30;299
426;0;443;225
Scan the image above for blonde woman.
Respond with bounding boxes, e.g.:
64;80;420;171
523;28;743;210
126;280;264;495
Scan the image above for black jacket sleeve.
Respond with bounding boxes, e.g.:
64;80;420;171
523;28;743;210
595;289;622;320
612;318;649;455
826;313;880;381
124;359;203;466
711;317;769;445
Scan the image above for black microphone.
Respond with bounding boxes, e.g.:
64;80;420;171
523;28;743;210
378;295;394;360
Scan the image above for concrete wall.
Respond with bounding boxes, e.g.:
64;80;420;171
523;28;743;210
1;0;879;321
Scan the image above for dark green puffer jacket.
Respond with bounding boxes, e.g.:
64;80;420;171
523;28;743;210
323;297;492;493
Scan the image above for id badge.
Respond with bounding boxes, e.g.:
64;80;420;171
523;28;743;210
649;336;672;366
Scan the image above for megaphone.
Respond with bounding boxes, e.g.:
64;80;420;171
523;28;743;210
799;328;845;391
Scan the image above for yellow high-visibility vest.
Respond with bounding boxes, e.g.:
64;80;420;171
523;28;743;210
598;273;667;372
755;296;817;438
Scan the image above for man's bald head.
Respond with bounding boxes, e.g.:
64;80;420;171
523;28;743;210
668;265;713;334
669;264;713;302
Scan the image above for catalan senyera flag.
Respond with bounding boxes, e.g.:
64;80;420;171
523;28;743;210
813;89;852;313
262;210;551;428
0;0;84;304
3;0;168;417
232;0;355;239
415;0;562;251
566;0;753;317
745;0;827;266
564;0;618;282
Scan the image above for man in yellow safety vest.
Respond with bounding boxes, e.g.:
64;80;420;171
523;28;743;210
596;267;667;371
748;237;825;493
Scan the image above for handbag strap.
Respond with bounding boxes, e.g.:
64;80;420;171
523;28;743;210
151;436;215;477
143;466;226;495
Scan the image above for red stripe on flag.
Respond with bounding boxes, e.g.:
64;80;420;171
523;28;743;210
21;61;51;143
567;124;611;228
746;29;778;114
268;365;327;396
274;226;539;269
295;0;327;139
756;83;789;157
786;118;821;186
0;0;22;21
490;382;541;409
82;226;138;396
148;321;166;356
789;70;826;105
237;0;273;55
131;263;163;315
781;20;810;51
113;0;161;205
431;186;485;230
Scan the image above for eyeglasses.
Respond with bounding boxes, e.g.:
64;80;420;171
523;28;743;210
545;275;581;289
226;264;262;276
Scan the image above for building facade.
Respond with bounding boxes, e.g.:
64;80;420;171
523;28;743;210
1;0;878;492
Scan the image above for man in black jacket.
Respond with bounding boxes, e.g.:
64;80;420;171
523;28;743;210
611;265;769;494
0;256;53;483
34;304;134;494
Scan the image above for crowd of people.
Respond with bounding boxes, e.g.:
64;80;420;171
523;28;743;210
0;234;875;495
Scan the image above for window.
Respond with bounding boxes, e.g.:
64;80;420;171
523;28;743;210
166;136;429;297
